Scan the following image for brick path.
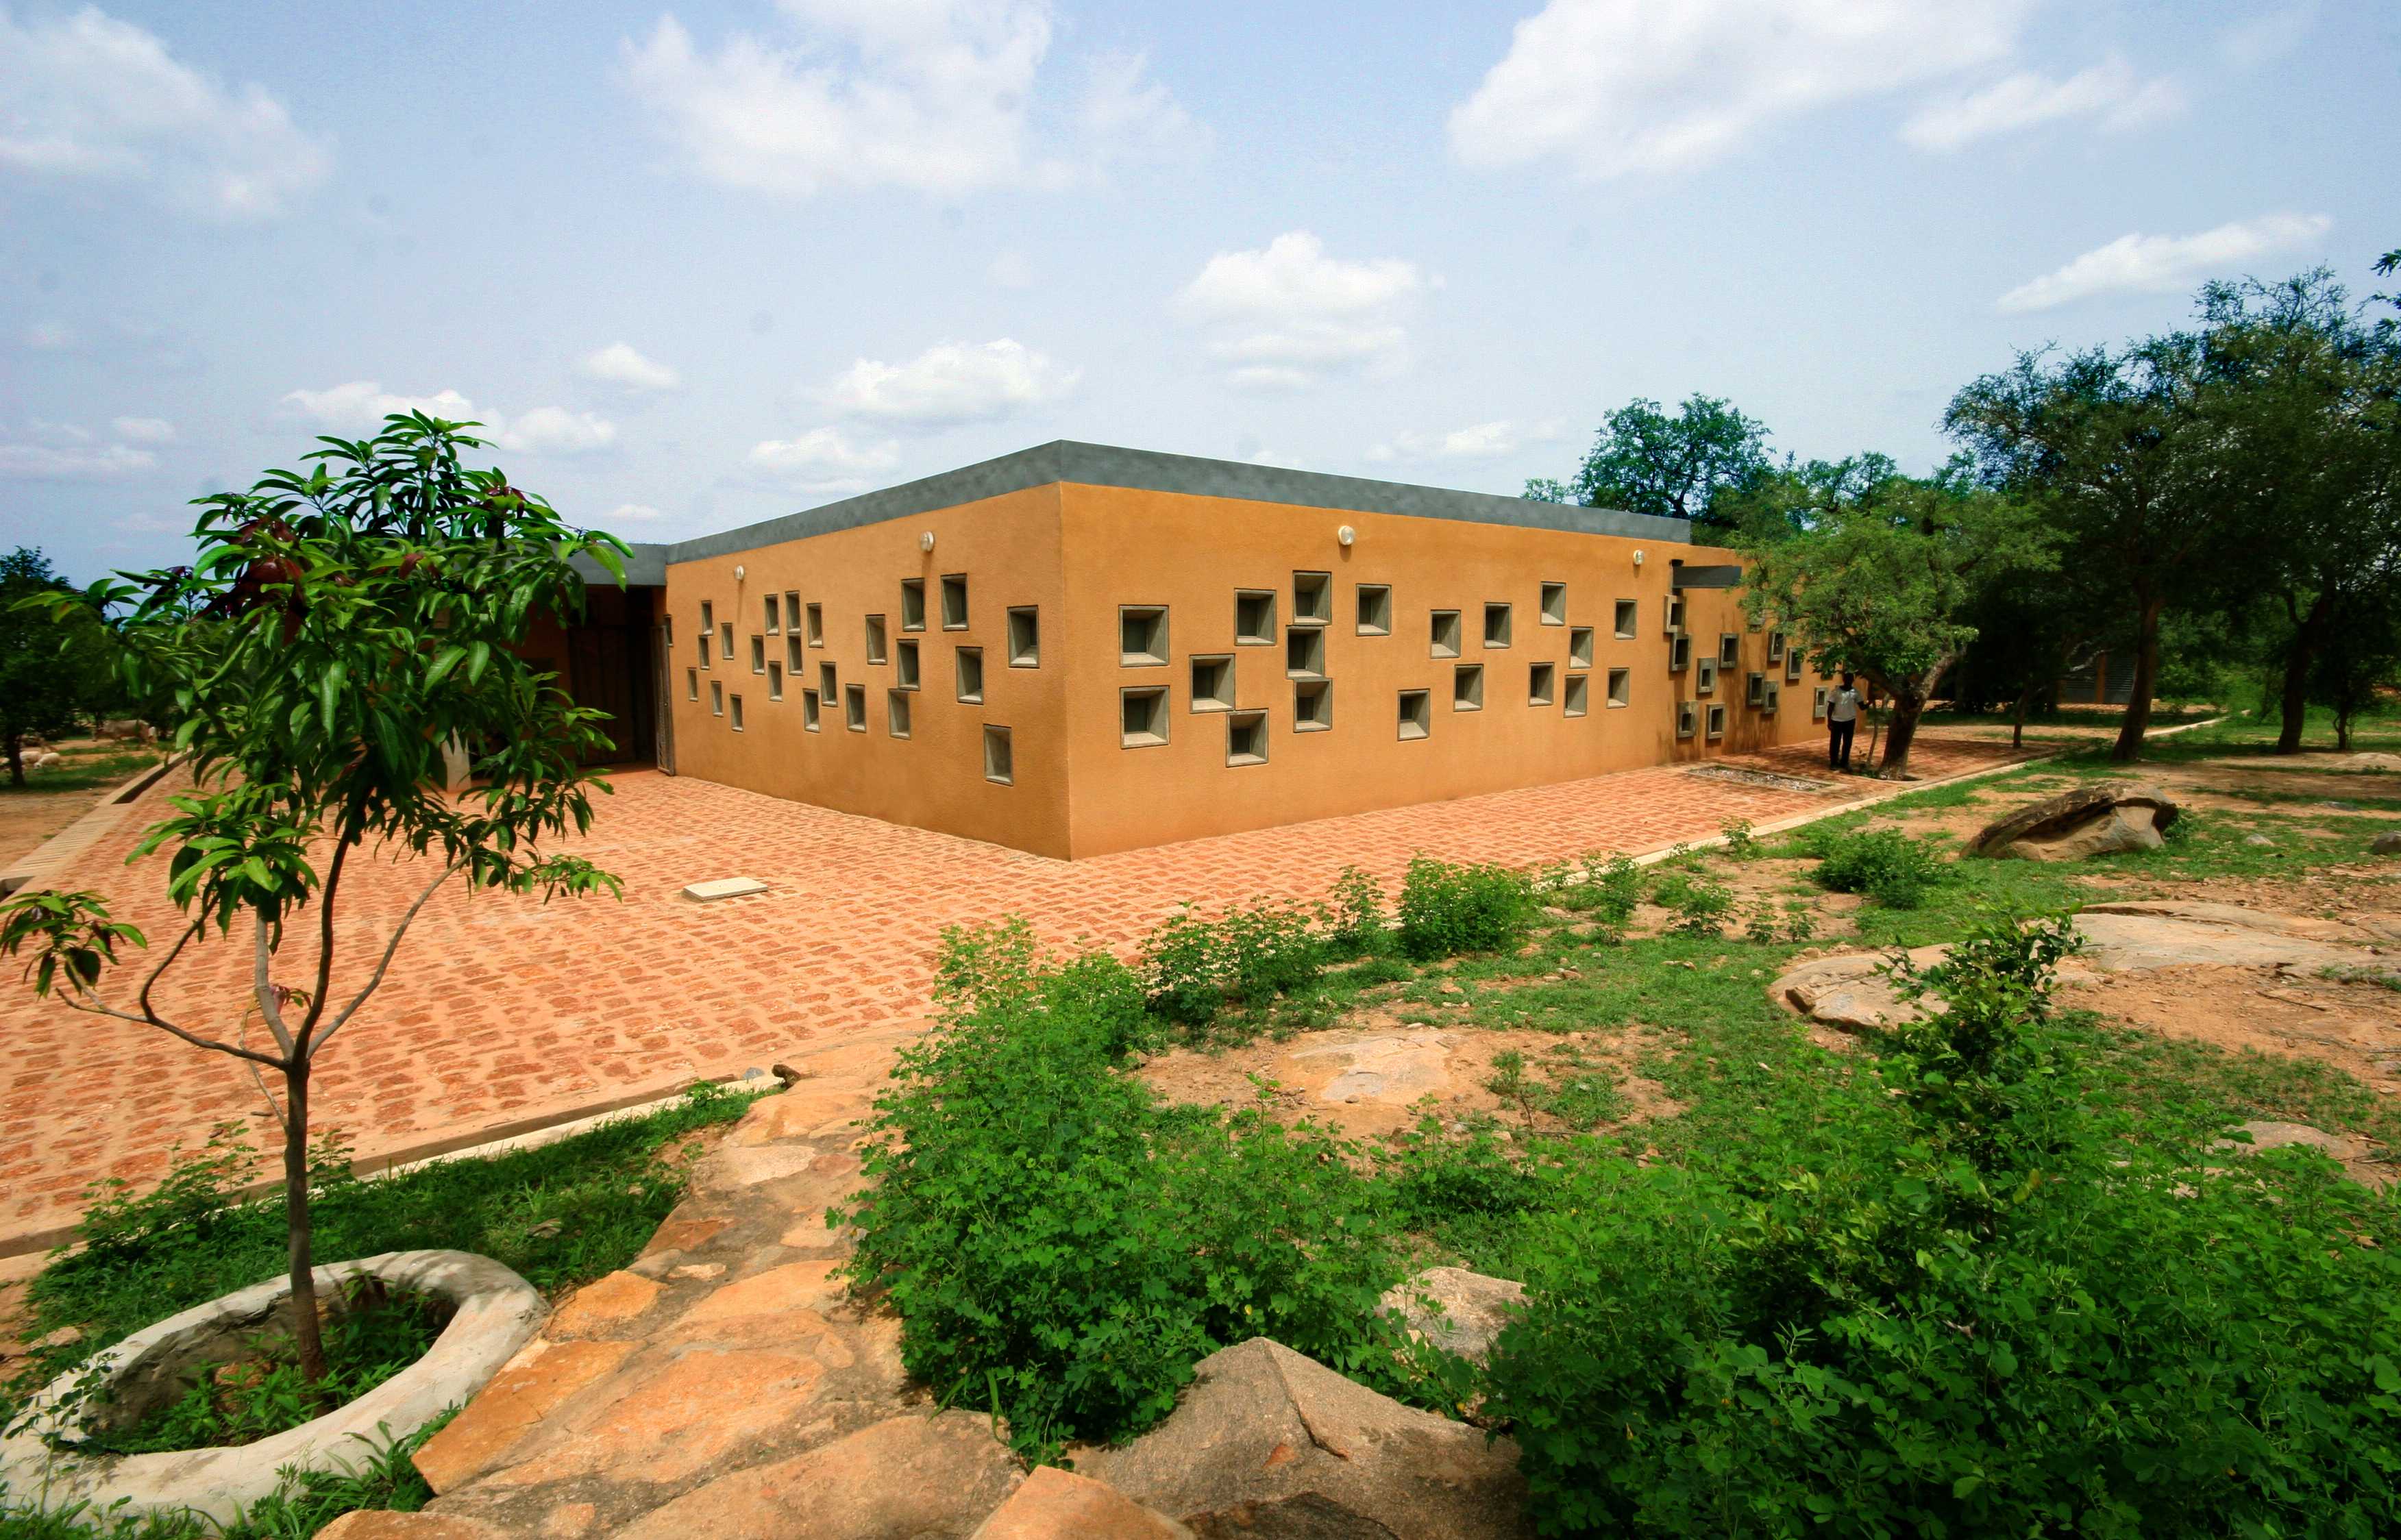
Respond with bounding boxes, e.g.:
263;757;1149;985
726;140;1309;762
0;736;2030;1252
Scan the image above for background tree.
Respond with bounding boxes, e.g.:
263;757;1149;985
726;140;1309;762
0;547;119;785
1944;333;2252;762
1735;456;2054;776
0;415;626;1387
2308;582;2401;749
1526;393;1770;531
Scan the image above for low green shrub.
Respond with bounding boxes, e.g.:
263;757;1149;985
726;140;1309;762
1323;865;1391;958
1810;825;1943;908
1483;915;2401;1538
1396;858;1538;960
1553;852;1642;929
838;920;1403;1458
1719;817;1761;860
1649;871;1733;936
1139;898;1325;1036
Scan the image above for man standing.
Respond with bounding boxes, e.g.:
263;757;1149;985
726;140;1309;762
1827;672;1862;772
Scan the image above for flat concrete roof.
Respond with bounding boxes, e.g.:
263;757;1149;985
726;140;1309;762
582;440;1692;587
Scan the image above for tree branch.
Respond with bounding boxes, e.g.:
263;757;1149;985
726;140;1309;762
51;993;289;1070
134;917;204;1033
254;917;295;1058
308;860;459;1062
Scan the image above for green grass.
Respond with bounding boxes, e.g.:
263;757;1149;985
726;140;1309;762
0;747;164;797
0;1082;764;1538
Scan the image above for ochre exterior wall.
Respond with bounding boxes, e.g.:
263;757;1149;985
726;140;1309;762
1055;484;1824;857
655;480;1828;860
661;485;1074;858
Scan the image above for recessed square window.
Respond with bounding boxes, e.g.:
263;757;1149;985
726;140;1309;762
1787;650;1804;683
819;662;838;706
730;694;745;732
764;596;780;634
1453;663;1484;711
685;668;699;701
1398;688;1431;740
720;621;734;660
956;647;985;704
983;724;1013;784
710;680;724;717
896;638;920;690
1665;596;1685;634
768;660;784;701
1226;710;1268;767
865;614;888;665
1747;671;1766;707
1677;701;1697;739
806;603;824;647
697;630;710;670
1563;673;1590;717
1696;657;1717;695
1764;681;1782;715
784;591;799;636
1121;686;1169;747
802;691;822;732
1767;630;1786;663
1120;605;1169;667
1430;610;1462;658
787;636;804;671
888;689;912;738
1235;589;1277;645
1007;606;1040;667
1719;633;1740;669
1294;679;1332;731
1483;602;1512;648
1608;668;1631;708
900;579;926;632
1707;704;1727;741
844;683;867;732
1355;584;1392;636
1569;626;1593;669
1540;582;1566;625
1285;626;1326;680
700;600;714;637
1529;661;1555;706
1191;654;1235;712
1670;634;1692;672
750;635;765;674
940;573;969;630
1614;599;1638;639
1812;686;1829;721
1293;571;1331;625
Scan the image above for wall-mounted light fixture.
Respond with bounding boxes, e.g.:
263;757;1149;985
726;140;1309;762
920;531;937;553
1632;550;1645;567
1337;525;1355;547
734;564;747;581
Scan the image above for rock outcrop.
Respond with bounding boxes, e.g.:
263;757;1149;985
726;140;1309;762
1074;1339;1529;1540
1967;784;2180;861
970;1467;1194;1540
1377;1268;1526;1365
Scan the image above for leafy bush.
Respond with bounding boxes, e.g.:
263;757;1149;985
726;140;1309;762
1396;858;1538;960
839;920;1402;1457
1323;865;1390;958
1810;825;1943;908
1649;871;1733;936
1139;899;1325;1036
1483;914;2401;1538
1719;817;1761;860
1553;852;1642;930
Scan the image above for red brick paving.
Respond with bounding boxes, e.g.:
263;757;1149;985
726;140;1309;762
0;736;2031;1251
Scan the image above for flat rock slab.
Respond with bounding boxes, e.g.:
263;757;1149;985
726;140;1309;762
1379;1267;1526;1365
1769;947;1950;1032
970;1467;1194;1540
1287;1031;1455;1105
611;1413;1022;1540
2070;912;2365;975
682;876;768;901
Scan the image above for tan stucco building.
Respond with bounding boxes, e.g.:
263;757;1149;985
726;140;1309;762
570;443;1828;860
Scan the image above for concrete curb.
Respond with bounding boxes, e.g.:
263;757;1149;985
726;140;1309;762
0;1249;541;1529
0;754;179;898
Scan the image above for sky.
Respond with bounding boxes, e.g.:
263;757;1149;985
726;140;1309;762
2;0;2396;582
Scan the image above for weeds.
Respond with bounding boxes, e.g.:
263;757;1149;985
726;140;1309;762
1396;858;1538;960
1810;825;1943;908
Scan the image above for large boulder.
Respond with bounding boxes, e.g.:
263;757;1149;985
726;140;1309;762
1967;784;2180;861
1074;1339;1529;1539
1378;1268;1526;1365
969;1467;1193;1540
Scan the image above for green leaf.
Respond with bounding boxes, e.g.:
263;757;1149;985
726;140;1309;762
318;658;347;732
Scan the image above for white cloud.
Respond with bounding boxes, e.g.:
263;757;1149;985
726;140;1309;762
820;338;1076;427
110;414;175;443
1902;58;2183;151
2221;4;2316;67
1367;419;1566;463
746;425;903;493
1449;0;2030;178
600;502;671;524
497;407;618;457
0;440;156;480
1176;232;1427;390
1997;213;2333;312
580;342;681;392
617;2;1198;197
0;6;331;219
282;381;479;432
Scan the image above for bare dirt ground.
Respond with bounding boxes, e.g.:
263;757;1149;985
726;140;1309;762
0;738;164;869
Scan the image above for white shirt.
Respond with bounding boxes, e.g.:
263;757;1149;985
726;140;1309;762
1827;687;1862;723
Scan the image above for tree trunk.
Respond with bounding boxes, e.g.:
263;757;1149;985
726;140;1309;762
2010;691;2028;749
3;734;21;788
1880;695;1927;778
281;1060;331;1388
2109;599;2165;764
2276;591;2331;755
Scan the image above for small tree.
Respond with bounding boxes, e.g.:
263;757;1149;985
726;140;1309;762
1525;393;1771;532
0;414;624;1387
1736;458;2054;777
0;547;117;784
